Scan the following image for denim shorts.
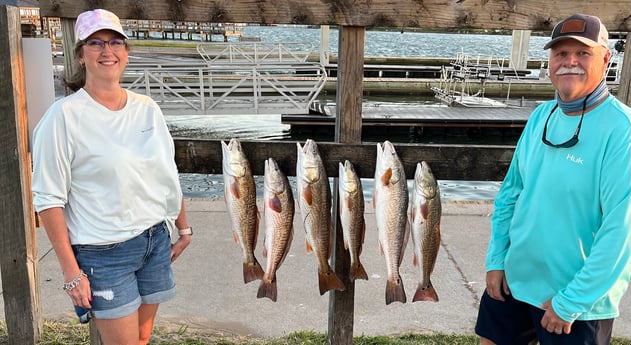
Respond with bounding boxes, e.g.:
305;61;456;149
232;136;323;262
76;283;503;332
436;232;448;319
72;221;176;320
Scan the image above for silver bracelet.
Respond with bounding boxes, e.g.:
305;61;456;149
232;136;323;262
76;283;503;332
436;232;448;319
63;270;87;291
178;227;193;236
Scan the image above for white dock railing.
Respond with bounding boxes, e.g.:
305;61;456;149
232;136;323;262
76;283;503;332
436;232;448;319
122;61;327;115
196;41;315;65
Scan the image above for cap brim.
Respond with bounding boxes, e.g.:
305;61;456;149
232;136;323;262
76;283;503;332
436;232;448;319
78;26;128;41
543;35;601;49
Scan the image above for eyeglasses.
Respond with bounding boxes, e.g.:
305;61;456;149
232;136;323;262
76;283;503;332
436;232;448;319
541;100;586;148
83;38;127;51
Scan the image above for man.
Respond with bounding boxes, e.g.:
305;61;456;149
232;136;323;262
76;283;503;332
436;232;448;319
475;14;631;345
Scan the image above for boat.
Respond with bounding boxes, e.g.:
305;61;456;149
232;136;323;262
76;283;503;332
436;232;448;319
431;52;514;108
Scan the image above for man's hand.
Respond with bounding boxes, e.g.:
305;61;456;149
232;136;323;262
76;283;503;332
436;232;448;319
485;270;510;301
541;299;573;334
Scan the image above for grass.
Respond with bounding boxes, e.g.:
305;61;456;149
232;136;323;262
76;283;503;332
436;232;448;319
1;321;630;345
0;320;475;344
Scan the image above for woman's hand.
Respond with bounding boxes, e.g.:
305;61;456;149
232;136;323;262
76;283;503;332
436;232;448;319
170;235;191;262
65;271;92;309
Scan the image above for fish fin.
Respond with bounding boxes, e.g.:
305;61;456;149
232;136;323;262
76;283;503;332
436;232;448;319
345;196;353;212
318;267;346;295
381;168;392;186
243;259;264;284
399;221;410;266
327;224;334;259
305;239;313;254
420;202;429;220
257;277;278;302
412;253;419;267
254;208;260;249
359;221;366;255
385;276;406;305
268;194;282;213
412;281;439;302
302;187;313;205
372;191;377;209
230;180;240;199
232;232;239;244
350;261;369;282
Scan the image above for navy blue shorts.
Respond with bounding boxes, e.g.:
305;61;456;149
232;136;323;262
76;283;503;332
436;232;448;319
475;290;614;345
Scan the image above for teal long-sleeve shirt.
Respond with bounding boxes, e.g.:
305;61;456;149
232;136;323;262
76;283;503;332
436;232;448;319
486;95;631;322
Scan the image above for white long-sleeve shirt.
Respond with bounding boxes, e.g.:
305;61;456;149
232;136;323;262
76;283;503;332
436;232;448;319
32;88;182;245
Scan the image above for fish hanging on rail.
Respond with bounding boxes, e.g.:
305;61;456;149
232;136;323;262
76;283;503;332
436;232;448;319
221;138;264;284
374;140;409;305
338;160;368;282
257;158;295;302
296;139;345;295
409;161;441;302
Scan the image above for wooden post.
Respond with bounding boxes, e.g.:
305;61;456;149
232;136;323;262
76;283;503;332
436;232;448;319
320;25;330;65
328;25;365;345
60;17;78;96
510;30;531;71
0;5;42;344
616;34;631;105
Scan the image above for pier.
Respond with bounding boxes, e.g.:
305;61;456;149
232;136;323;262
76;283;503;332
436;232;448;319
283;102;533;143
121;19;246;42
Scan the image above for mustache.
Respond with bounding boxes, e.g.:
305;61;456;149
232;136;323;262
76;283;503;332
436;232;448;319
555;67;586;75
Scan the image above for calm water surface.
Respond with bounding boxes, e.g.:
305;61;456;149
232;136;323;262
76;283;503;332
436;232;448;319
165;28;519;200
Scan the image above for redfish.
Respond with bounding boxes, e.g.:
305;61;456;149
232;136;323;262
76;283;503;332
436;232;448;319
296;139;345;295
338;160;368;282
257;158;295;302
221;138;264;284
373;141;409;305
409;161;441;302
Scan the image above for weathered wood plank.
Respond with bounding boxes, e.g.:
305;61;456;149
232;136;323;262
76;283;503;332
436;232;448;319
38;0;631;30
617;36;631;105
173;139;514;181
0;5;42;344
329;26;366;345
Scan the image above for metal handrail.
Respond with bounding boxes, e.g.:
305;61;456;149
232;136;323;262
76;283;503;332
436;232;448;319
123;61;327;115
197;41;314;65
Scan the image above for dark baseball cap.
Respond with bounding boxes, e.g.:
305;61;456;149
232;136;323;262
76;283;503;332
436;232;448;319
543;14;609;50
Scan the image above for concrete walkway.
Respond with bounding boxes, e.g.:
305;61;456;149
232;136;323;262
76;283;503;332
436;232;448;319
1;199;630;339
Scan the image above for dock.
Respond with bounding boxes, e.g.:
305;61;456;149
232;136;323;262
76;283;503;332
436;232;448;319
283;102;534;143
121;20;246;42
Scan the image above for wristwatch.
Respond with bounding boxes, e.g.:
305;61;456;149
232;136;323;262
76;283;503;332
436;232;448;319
178;227;193;236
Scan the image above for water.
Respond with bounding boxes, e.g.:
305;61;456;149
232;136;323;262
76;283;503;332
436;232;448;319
180;174;500;202
165;27;520;200
242;25;552;60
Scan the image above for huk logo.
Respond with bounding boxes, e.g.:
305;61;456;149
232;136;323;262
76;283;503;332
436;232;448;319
566;154;584;165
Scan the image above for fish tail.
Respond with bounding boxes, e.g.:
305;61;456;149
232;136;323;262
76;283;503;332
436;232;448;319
385;276;406;305
349;261;369;282
243;259;265;284
412;281;439;302
318;269;346;295
257;277;278;302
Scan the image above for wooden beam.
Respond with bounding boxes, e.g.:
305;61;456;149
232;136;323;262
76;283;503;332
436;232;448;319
617;34;631;105
329;26;366;345
0;5;42;344
173;139;514;181
38;1;631;30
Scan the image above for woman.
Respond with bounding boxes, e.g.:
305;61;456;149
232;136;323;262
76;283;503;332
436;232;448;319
31;9;192;345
